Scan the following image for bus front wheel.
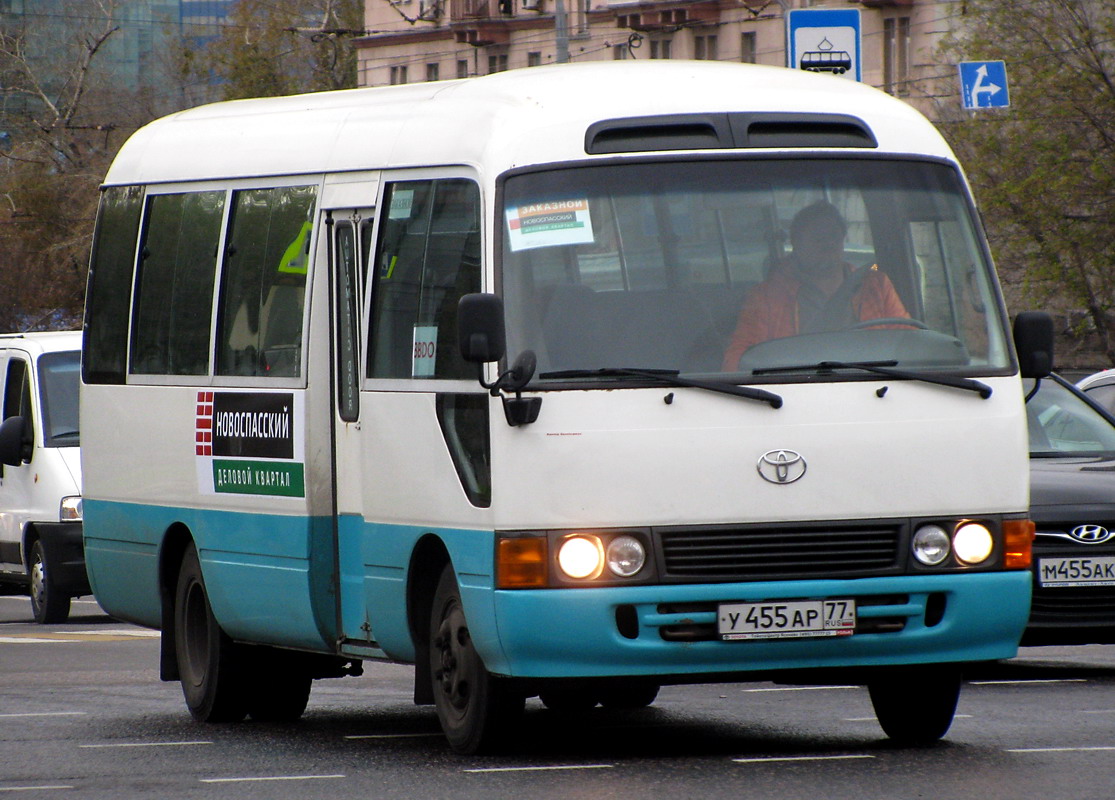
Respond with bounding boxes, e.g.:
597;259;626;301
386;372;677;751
868;666;961;744
429;565;523;754
174;543;248;723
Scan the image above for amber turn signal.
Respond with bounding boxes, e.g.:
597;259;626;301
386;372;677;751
1002;519;1036;569
497;537;547;588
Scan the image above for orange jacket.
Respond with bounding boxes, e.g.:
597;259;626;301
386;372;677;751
722;265;909;371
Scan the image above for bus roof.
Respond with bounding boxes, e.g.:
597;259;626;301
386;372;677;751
103;60;954;187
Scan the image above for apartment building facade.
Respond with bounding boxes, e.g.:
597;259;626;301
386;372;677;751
356;0;957;111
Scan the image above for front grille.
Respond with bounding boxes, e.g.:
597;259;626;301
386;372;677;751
1030;586;1115;625
658;523;902;581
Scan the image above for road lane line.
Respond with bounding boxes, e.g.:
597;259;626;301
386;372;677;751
464;765;614;773
740;686;860;693
843;714;973;723
1007;746;1115;754
0;712;86;718
344;733;444;740
79;741;212;749
970;679;1087;685
732;755;875;764
0;785;75;792
200;775;346;784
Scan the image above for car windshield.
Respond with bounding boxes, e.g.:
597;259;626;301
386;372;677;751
499;158;1010;385
37;350;80;447
1025;377;1115;457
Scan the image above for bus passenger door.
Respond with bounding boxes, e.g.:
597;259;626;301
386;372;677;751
330;208;378;650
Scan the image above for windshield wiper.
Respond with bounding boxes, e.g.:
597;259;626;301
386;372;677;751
538;368;783;408
751;360;992;399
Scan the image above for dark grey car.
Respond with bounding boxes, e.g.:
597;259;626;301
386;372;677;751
1024;373;1115;645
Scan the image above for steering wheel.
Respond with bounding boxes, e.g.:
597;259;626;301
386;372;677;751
846;317;929;331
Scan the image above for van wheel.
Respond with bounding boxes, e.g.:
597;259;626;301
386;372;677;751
429;565;523;754
29;539;70;624
868;666;961;744
174;543;247;722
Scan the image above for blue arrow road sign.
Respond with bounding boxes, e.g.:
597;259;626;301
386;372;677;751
959;61;1010;109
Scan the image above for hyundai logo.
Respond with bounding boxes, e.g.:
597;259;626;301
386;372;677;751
1068;524;1114;544
757;449;806;484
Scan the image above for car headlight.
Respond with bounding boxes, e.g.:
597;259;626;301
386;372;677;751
557;536;604;580
606;535;646;578
912;524;951;565
953;522;994;565
60;496;82;522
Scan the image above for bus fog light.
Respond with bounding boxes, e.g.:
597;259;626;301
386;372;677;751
558;536;604;580
954;522;993;565
912;525;951;566
606;535;646;578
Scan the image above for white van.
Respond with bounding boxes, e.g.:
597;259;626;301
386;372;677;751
0;331;87;623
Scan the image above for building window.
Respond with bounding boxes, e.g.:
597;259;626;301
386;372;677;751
649;38;672;60
694;33;717;61
883;16;910;96
488;53;508;74
457;59;469;78
389;65;408;85
426;62;440;82
527;51;542;67
740;31;756;64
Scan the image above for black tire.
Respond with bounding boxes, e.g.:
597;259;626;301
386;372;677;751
174;543;248;723
539;685;599;713
430;565;523;754
599;682;660;710
245;659;312;723
868;666;961;745
29;539;70;624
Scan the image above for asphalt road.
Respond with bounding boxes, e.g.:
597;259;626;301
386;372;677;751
3;594;1115;799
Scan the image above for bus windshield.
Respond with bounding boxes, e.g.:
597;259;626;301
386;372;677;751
499;158;1010;382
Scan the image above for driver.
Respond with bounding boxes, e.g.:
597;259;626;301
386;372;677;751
721;200;909;370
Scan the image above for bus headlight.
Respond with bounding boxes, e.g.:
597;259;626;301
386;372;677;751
954;522;994;565
912;524;950;565
557;536;604;580
606;535;646;578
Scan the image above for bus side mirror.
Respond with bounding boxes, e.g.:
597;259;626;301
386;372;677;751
458;293;506;364
0;416;29;467
1013;311;1053;379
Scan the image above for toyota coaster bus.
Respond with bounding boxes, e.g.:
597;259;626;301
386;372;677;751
80;61;1051;754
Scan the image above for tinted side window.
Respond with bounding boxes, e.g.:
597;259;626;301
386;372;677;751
131;191;225;375
84;186;144;384
368;179;481;380
216;186;316;378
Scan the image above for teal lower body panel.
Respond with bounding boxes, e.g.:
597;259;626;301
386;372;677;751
83;499;336;652
486;571;1031;679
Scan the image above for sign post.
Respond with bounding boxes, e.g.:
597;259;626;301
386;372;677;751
958;61;1010;110
787;8;862;82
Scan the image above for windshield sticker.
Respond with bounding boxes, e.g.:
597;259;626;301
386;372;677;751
389;189;415;220
506;199;594;251
195;391;305;498
412;325;438;377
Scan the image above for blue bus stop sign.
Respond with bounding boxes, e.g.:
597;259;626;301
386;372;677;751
959;61;1010;109
787;8;862;82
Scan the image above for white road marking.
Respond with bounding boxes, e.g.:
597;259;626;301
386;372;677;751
464;764;614;773
740;685;860;693
1007;746;1115;754
732;755;875;764
79;741;212;749
200;775;346;784
344;733;443;740
970;679;1087;686
0;712;86;719
0;785;75;792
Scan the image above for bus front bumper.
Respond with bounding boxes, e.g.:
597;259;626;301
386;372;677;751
482;571;1031;679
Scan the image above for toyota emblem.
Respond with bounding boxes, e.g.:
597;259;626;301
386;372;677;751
757;449;806;484
1068;524;1114;544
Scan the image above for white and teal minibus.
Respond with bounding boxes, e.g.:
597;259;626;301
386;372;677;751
81;61;1052;754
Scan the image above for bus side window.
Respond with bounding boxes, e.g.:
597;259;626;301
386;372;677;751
216;185;317;378
367;179;481;380
130;191;225;376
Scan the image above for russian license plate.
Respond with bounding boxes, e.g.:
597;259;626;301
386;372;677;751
718;599;856;641
1038;556;1115;587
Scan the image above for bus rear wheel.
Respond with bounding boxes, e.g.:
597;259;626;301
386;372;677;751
174;543;248;723
868;666;961;745
429;565;523;754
